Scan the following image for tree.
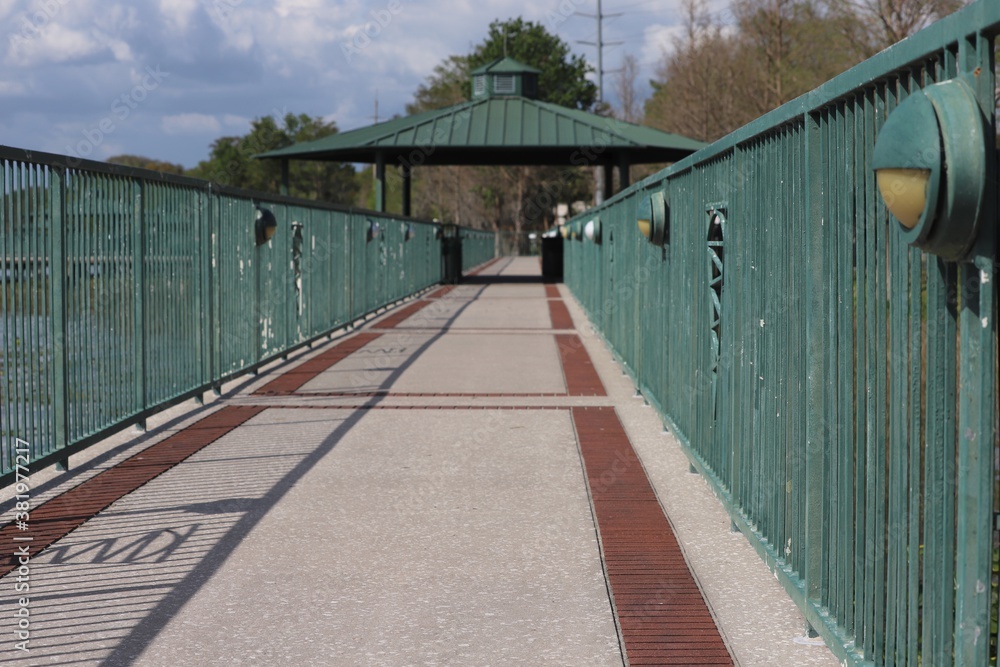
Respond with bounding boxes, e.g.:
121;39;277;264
821;0;968;58
645;0;861;142
613;54;642;124
645;0;756;142
107;155;186;175
409;55;471;113
407;17;596;254
187;113;359;204
470;18;598;110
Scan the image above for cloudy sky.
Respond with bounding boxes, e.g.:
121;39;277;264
0;0;728;169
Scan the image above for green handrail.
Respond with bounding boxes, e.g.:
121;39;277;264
0;147;491;488
564;2;998;665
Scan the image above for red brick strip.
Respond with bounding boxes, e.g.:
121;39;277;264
556;334;607;396
544;285;560;298
254;332;382;395
267;405;568;411
465;257;502;276
572;407;733;666
0;406;265;578
376;300;435;329
285;391;568;397
548;299;574;330
426;285;455;299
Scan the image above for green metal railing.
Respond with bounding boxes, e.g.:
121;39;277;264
1;146;492;487
565;3;998;665
460;227;496;272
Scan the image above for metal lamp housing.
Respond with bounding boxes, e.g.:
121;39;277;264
367;218;380;242
255;207;277;246
872;77;987;261
584;216;602;243
405;224;416;241
636;190;667;246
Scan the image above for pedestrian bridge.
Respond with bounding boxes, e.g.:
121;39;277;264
2;3;1000;666
0;257;837;666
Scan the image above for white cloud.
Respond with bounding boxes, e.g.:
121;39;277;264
223;113;249;127
162;113;221;135
0;0;18;21
158;0;200;32
7;22;103;66
0;0;693;167
0;79;25;95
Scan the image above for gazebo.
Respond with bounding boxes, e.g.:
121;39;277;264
257;57;704;215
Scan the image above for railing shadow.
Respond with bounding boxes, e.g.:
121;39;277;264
4;276;495;666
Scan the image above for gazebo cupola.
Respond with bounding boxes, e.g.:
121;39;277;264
470;57;541;100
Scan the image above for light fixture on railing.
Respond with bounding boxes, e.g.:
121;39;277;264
255;206;277;246
405;223;416;241
636;190;667;246
367;218;380;242
872;77;988;261
559;224;569;240
584;216;601;243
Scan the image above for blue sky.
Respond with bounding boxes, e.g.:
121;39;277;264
0;0;728;169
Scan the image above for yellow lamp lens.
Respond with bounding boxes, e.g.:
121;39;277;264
636;218;652;239
876;168;931;229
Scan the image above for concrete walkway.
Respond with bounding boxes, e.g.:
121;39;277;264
0;258;839;666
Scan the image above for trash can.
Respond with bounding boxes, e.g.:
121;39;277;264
541;236;563;281
442;227;463;284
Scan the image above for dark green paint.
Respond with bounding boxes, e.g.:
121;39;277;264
564;2;999;664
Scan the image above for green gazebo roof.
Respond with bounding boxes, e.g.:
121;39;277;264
470;56;542;75
257;96;704;166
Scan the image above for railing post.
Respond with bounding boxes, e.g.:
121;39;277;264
952;32;997;667
802;111;826;623
198;187;212;400
50;166;69;470
132;179;146;430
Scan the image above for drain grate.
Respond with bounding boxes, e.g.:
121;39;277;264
557;334;607;396
254;332;382;395
573;407;733;666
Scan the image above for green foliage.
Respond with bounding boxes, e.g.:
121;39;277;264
106;155;186;175
408;55;470;113
409;17;597;113
187;113;360;204
471;18;597;110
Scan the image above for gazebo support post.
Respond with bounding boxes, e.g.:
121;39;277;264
618;154;630;190
280;160;289;196
375;152;386;213
401;163;411;217
603;159;615;201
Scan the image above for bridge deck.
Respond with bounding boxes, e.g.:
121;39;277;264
0;257;837;666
